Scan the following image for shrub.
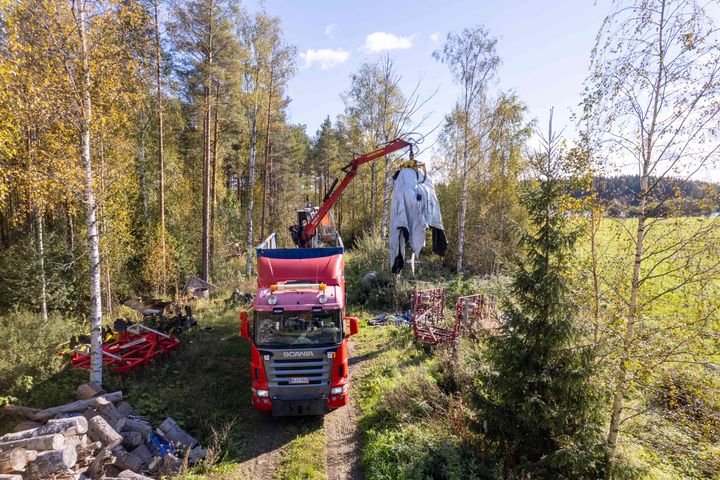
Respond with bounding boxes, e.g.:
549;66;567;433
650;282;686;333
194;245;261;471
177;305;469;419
0;310;86;410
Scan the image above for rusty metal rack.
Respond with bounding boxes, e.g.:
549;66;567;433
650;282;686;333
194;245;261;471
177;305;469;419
411;288;500;347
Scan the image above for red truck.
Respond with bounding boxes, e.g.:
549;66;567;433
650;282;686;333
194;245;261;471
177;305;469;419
240;138;415;416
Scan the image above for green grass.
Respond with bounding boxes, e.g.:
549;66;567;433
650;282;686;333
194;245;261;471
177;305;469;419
0;296;331;479
273;425;327;480
575;217;720;479
351;315;487;480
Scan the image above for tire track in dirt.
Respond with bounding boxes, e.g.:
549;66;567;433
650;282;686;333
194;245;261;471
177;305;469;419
234;414;289;480
324;340;363;480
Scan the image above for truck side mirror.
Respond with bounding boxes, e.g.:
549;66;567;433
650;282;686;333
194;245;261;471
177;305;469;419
240;311;250;340
346;316;359;337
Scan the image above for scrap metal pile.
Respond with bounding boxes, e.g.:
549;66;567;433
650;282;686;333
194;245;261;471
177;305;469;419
62;299;196;374
1;384;206;479
411;287;500;347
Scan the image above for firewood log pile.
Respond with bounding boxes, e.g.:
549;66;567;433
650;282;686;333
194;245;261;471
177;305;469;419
0;383;207;479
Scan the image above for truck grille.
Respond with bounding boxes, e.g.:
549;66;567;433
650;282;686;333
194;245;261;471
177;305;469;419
263;350;333;389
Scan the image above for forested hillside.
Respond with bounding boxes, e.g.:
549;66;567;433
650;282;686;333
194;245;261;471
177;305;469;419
1;0;720;479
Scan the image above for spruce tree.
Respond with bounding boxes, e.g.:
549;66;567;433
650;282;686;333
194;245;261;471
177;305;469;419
475;115;606;478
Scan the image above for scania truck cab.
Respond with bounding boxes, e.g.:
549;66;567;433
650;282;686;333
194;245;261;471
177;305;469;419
240;231;358;416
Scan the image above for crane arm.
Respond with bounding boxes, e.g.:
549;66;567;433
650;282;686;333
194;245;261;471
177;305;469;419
304;138;412;240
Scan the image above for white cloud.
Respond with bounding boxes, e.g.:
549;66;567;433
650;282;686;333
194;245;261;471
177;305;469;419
430;32;441;43
324;23;336;37
360;32;416;53
300;48;350;70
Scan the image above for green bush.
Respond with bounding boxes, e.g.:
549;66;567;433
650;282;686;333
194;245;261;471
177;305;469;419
0;310;86;410
362;424;490;480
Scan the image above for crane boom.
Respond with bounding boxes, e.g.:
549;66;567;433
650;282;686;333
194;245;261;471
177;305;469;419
303;138;412;241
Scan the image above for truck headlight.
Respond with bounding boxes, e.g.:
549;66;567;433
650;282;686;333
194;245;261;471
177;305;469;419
331;385;348;395
318;294;327;304
254;388;269;398
268;295;278;305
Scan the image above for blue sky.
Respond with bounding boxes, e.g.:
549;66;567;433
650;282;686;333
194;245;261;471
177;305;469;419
248;0;611;154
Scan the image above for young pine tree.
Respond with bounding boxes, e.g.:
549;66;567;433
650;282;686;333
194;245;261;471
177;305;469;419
475;115;606;478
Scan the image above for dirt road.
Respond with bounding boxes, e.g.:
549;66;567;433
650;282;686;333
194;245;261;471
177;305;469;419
324;341;363;480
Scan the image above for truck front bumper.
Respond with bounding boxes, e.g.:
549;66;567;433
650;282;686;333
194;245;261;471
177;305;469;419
271;398;329;416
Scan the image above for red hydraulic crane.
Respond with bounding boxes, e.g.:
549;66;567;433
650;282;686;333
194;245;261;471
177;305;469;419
300;138;413;244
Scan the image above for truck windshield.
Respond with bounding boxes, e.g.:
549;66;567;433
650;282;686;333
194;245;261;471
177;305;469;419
254;310;343;347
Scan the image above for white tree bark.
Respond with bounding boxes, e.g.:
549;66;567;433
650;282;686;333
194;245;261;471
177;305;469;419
245;98;258;277
76;0;103;386
34;206;48;323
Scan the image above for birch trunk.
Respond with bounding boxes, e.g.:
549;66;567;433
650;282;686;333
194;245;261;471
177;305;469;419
201;83;211;281
260;71;274;240
34;206;48;323
380;155;391;240
456;110;470;274
154;0;166;294
245;97;258;277
210;83;219;276
606;1;665;461
76;0;103;386
369;162;376;234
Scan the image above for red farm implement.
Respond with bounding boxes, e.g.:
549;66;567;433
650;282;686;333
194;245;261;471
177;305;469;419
71;324;180;373
411;288;500;348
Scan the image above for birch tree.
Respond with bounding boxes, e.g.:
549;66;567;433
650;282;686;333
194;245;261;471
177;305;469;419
342;56;431;237
434;27;500;273
584;0;720;464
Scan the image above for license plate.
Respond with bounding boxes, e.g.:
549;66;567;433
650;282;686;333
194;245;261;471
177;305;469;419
289;377;309;384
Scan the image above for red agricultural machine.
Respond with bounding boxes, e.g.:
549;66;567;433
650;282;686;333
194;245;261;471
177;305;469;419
71;324;180;373
66;298;194;373
411;288;500;348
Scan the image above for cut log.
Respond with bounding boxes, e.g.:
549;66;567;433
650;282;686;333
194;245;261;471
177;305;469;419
118;470;155;480
32;392;123;421
115;402;133;417
85;447;112;480
120;431;142;450
146;456;161;474
1;416;90;443
77;441;102;462
188;445;207;465
23;446;77;480
129;444;152;465
122;419;152;439
157;417;197;448
25;449;38;462
104;465;123;477
110;447;143;473
76;382;104;400
0;433;64;452
87;416;122;449
0;474;22;480
160;452;182;474
84;398;126;432
2;405;40;420
0;448;26;474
